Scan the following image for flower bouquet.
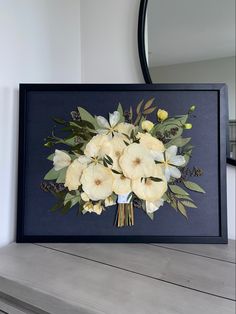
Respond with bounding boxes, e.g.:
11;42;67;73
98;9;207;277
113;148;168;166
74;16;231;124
42;98;205;227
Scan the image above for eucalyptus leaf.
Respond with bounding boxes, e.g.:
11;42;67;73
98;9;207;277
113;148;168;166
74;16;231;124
56;167;67;183
78;107;99;129
44;168;59;180
183;181;206;193
169;185;189;196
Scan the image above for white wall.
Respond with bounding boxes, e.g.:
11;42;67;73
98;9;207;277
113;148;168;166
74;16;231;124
80;0;143;83
150;57;235;118
0;0;81;247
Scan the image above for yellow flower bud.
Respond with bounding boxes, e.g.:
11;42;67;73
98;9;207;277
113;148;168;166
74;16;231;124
157;109;168;121
141;120;154;132
183;123;192;129
188;105;196;113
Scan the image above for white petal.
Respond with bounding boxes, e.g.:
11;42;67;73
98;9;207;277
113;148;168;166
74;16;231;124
164;167;171;181
96;115;110;128
53;150;71;171
166;145;177;161
109;111;120;127
146;199;164;213
169;165;181;178
78;155;92;164
151;151;165;162
169;155;185;166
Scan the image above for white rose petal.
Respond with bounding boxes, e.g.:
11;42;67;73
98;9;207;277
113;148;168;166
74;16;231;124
109;111;120;127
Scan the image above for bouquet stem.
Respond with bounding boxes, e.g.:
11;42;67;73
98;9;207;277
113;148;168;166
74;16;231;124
115;203;134;227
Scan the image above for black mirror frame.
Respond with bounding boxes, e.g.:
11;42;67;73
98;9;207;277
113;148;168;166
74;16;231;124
137;0;236;167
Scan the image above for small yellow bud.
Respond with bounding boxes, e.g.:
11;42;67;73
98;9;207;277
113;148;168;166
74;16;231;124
141;120;154;132
189;105;196;113
183;123;192;129
157;109;168;121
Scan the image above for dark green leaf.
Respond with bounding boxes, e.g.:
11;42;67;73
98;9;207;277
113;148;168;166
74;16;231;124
150;176;163;182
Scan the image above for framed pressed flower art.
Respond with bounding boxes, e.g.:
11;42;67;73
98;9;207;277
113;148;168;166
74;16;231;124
17;84;228;243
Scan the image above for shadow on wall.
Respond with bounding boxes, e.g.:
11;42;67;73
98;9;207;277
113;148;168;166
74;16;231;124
0;87;19;246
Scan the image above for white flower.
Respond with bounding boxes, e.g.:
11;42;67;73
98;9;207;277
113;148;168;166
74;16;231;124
80;164;114;201
153;145;185;181
96;111;120;135
112;174;132;195
84;134;110;159
132;166;167;202
53;149;71;171
119;143;155;179
102;135;126;171
105;196;116;207
137;132;165;153
114;122;134;137
146;199;164;213
64;158;86;191
81;192;90;202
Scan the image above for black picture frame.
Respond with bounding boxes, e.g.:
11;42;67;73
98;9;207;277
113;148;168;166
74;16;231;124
137;0;234;167
17;83;228;243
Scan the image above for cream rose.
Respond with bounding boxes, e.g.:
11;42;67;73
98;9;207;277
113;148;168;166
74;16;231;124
137;132;165;153
84;134;110;158
114;122;134;137
80;164;113;201
119;143;155;179
112;174;132;195
102;135;126;171
132;166;167;202
64;158;86;191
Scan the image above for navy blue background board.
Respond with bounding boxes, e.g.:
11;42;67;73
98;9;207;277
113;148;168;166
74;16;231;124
17;84;228;243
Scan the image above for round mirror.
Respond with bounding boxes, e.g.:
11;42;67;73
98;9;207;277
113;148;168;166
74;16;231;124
138;0;236;165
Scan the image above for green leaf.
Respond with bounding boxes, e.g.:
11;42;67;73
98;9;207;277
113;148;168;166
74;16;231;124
166;137;191;148
78;107;99;129
183;181;206;193
117;103;125;122
181;200;197;208
177;201;188;218
175;194;193;201
150;176;163;182
61;201;72;215
111;169;122;175
143;107;156;115
169;185;189;196
136;100;144;114
144;98;155;110
47;153;55;161
56;167;67;183
53;117;66;125
44;168;59;180
64;192;81;207
49;202;62;212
